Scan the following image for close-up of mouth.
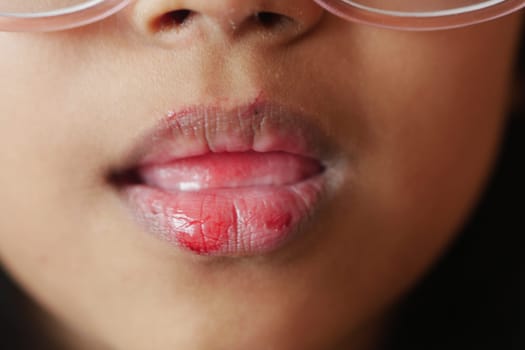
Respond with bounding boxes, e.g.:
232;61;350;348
0;0;522;349
109;99;344;257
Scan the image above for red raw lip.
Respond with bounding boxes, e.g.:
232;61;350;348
115;100;340;256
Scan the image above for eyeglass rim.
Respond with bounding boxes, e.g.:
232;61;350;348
314;0;525;30
0;0;524;32
331;0;508;18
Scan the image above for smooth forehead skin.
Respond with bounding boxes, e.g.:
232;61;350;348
0;2;523;349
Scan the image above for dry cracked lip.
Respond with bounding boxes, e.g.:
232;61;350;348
110;99;343;257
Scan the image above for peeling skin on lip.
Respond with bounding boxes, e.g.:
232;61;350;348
124;176;323;255
134;100;337;168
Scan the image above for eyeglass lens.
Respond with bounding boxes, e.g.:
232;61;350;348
330;0;504;13
0;0;101;14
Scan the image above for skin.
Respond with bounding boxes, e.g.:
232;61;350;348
0;1;523;349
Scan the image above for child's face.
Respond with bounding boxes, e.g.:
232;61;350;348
0;2;522;349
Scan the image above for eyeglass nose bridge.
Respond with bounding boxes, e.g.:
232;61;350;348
0;0;524;32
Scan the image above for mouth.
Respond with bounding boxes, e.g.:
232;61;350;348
110;100;343;257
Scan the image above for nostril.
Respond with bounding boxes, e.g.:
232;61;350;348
154;9;194;31
253;12;289;29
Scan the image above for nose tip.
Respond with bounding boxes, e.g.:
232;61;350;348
130;0;324;47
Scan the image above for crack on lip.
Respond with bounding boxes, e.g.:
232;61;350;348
136;102;336;167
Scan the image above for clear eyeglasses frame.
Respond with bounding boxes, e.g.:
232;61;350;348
0;0;524;32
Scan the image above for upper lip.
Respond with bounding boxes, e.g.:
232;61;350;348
110;98;340;184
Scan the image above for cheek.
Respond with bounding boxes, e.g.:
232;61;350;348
354;22;517;217
0;34;116;312
276;17;518;249
343;19;518;274
286;17;521;317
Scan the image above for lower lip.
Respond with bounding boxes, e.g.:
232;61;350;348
120;153;326;256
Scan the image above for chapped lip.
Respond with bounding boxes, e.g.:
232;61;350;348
116;98;339;170
111;98;345;257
